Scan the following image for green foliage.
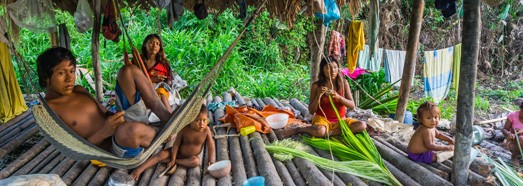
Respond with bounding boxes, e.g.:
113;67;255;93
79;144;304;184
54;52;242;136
474;96;490;112
13;8;312;101
347;69;399;112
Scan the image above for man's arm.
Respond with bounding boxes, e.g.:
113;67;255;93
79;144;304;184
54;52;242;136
86;111;125;145
206;127;216;165
502;118;515;140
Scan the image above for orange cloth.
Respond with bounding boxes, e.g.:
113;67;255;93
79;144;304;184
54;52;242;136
219;105;302;133
347;21;365;72
156;87;169;99
312;115;358;131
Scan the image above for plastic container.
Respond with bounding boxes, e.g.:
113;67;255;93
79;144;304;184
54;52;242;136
240;126;256;136
388;111;413;125
471;125;485;145
242;176;265;186
266;113;289;129
208;160;231;178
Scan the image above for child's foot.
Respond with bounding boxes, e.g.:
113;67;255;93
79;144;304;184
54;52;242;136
167;164;177;175
130;169;143;181
281;123;302;137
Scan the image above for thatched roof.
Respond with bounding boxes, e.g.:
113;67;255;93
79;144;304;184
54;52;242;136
1;0;348;27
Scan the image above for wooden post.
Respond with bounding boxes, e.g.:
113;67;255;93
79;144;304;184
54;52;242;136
368;0;379;59
394;0;424;123
308;20;326;86
452;0;481;184
92;0;103;101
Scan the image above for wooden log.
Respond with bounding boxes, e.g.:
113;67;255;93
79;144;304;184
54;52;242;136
282;102;304;120
28;149;61;174
239;135;258;177
477;117;506;125
228;131;247;186
0;114;33;137
249;99;260;109
268;131;307;186
50;157;76;177
216;127;232;186
167;165;187;185
260;134;296;186
290;98;309;117
440;161;494;186
202;142;217;186
87;167;113;186
12;146;56;176
62;160;90;185
137;164;155;186
308;147;350;186
149;163;169;186
313;147;367;186
249;132;283;185
0;125;39;159
263;97;278;108
38;154;66;174
373;140;452;185
234;91;246;105
383;160;421;186
0;139;49;179
272;98;285;108
223;92;233;103
0;117;34;144
185;150;203;186
255;98;266;108
0;109;31;133
72;164;99;186
292;152;332;185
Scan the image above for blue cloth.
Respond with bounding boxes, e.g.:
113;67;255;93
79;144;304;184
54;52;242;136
115;82;140;110
112;137;144;158
423;47;454;104
208;101;236;112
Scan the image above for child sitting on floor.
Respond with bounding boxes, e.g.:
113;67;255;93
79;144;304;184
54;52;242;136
502;101;523;166
131;104;216;180
407;101;454;164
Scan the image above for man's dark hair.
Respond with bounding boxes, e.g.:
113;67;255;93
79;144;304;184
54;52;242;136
36;47;77;88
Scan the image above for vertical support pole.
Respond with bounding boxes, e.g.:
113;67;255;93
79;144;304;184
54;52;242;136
452;0;481;184
394;0;424;123
309;20;326;86
92;0;103;101
368;0;379;59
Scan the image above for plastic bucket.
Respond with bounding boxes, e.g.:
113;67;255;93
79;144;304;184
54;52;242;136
242;176;265;186
389;111;413;125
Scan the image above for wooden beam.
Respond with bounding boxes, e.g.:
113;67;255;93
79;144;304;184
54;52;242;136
308;21;326;86
453;0;482;184
394;0;424;123
92;0;103;101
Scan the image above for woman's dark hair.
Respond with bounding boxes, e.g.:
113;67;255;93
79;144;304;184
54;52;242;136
36;47;77;88
416;101;441;122
520;100;523;109
141;34;172;78
316;56;344;93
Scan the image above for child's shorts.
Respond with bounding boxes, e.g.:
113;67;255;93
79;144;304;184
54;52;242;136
407;150;434;164
312;115;359;131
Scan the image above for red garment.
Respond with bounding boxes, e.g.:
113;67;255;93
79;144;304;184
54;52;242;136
147;62;171;80
316;89;346;123
328;30;345;59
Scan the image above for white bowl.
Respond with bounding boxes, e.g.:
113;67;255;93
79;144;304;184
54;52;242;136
266;113;289;129
208;160;231;178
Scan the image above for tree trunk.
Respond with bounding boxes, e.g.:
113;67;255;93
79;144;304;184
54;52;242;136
92;0;103;101
368;0;379;59
394;0;424;123
452;0;482;184
309;20;326;86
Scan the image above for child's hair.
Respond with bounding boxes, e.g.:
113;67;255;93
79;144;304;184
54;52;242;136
316;55;344;93
141;34;172;77
200;104;208;114
36;47;77;88
520;101;523;109
416;101;441;122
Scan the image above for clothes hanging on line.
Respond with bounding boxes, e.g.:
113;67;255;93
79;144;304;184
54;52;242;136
328;30;345;59
424;46;454;104
0;42;28;122
347;21;365;73
357;45;383;72
384;49;410;87
452;43;461;94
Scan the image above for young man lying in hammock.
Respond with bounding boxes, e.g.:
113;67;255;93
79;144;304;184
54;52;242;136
36;47;172;158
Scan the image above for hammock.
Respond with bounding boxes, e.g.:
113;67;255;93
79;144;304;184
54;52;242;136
32;1;266;169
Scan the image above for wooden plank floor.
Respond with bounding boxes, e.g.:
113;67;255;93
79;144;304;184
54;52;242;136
0;90;496;185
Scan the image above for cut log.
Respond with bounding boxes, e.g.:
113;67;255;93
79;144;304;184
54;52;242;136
272;98;285;108
49;157;76;176
250;99;260;109
62;160;90;185
313;147;367;186
30;150;62;174
268;131;307;186
202;141;217;186
0;109;31;132
72;164;99;186
0;125;39;159
239;135;258;177
0;117;34;144
87;167;113;186
149;162;170;186
373;140;452;185
383;160;421;186
440;160;494;186
228;131;247;186
290;98;309;118
255;98;266;108
264;97;278;108
137;164;155;186
167;165;187;185
477;117;506;125
260;134;296;186
13;146;57;176
233;90;246;105
223;92;233;103
0;139;49;179
282;102;304;120
38;154;66;174
216;126;232;186
309;147;356;186
249;132;283;185
185;150;204;186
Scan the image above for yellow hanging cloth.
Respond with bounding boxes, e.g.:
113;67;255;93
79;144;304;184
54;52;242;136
0;42;27;123
347;21;365;72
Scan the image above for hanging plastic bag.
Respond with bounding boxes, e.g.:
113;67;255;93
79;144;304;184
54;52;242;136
7;0;56;33
314;0;340;27
74;0;93;33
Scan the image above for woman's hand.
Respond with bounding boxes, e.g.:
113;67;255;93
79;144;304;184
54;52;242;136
321;87;341;100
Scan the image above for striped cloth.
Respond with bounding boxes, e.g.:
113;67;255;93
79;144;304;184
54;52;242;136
424;46;454;104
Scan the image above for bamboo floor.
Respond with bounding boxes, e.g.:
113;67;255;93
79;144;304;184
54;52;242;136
0;90;496;186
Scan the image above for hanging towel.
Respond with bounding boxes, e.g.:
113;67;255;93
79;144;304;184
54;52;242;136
0;42;27;123
347;21;365;72
328;30;344;59
424;47;454;104
452;43;461;92
357;45;383;71
384;49;409;87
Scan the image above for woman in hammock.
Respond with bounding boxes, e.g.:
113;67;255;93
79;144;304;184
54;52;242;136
141;34;174;112
283;56;366;137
